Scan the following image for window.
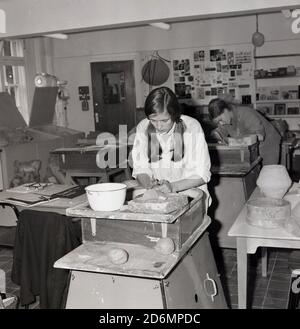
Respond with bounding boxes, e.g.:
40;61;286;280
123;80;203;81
0;40;28;120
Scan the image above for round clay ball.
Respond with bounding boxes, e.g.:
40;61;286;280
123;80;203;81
108;248;129;265
155;237;175;255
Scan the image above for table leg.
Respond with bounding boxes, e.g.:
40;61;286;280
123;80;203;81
236;237;248;309
65;172;76;185
261;247;268;277
124;167;132;180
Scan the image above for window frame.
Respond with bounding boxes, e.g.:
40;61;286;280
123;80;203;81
0;40;28;121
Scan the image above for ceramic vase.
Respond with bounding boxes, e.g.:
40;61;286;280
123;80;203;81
256;165;292;199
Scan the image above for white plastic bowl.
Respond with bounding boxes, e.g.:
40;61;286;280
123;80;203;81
85;183;127;211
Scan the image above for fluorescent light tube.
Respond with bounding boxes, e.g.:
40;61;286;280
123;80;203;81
44;33;69;40
149;22;171;30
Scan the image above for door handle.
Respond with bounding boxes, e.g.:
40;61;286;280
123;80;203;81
90;218;96;236
204;273;218;302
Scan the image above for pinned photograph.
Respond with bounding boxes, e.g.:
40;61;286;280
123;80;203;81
274;103;286;115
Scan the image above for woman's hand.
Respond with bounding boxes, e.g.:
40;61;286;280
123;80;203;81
137;173;157;189
152;180;173;193
211;128;228;144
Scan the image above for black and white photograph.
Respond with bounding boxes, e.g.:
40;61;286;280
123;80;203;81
274;103;286;115
0;1;300;320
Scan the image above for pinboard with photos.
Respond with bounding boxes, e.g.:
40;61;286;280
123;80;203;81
171;46;255;105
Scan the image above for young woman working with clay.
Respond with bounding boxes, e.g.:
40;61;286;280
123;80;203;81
208;97;281;165
131;86;211;207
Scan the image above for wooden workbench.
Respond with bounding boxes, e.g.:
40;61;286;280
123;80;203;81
51;144;131;184
0;185;87;215
54;216;228;309
52;188;227;309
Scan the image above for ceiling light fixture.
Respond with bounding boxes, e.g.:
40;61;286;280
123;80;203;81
149;22;171;30
43;33;69;40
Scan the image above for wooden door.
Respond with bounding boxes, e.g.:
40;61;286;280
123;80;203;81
90;61;136;134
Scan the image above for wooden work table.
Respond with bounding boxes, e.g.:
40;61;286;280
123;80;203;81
51;144;131;184
54;225;228;309
211;156;262;176
53;189;228;309
0;185;87;215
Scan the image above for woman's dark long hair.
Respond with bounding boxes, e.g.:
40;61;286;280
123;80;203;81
144;87;185;162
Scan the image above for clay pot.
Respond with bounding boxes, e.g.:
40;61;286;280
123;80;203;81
256;165;292;199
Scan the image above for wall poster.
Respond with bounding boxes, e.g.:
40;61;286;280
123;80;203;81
172;47;254;105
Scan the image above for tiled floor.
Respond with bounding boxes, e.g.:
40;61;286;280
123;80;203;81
213;247;300;309
1;241;300;309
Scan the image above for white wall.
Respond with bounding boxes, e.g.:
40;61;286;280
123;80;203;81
52;15;255;133
50;12;300;133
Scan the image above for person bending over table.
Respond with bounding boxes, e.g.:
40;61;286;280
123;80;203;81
131;86;211;208
208;97;281;166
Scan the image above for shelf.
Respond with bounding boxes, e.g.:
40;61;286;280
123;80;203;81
254;75;299;80
254;54;300;59
256;99;300;104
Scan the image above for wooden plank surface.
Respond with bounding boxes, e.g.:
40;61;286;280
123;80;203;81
208;142;256;150
66;189;203;223
54;241;178;279
211;156;262;176
67;201;187;223
0;189;87;215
